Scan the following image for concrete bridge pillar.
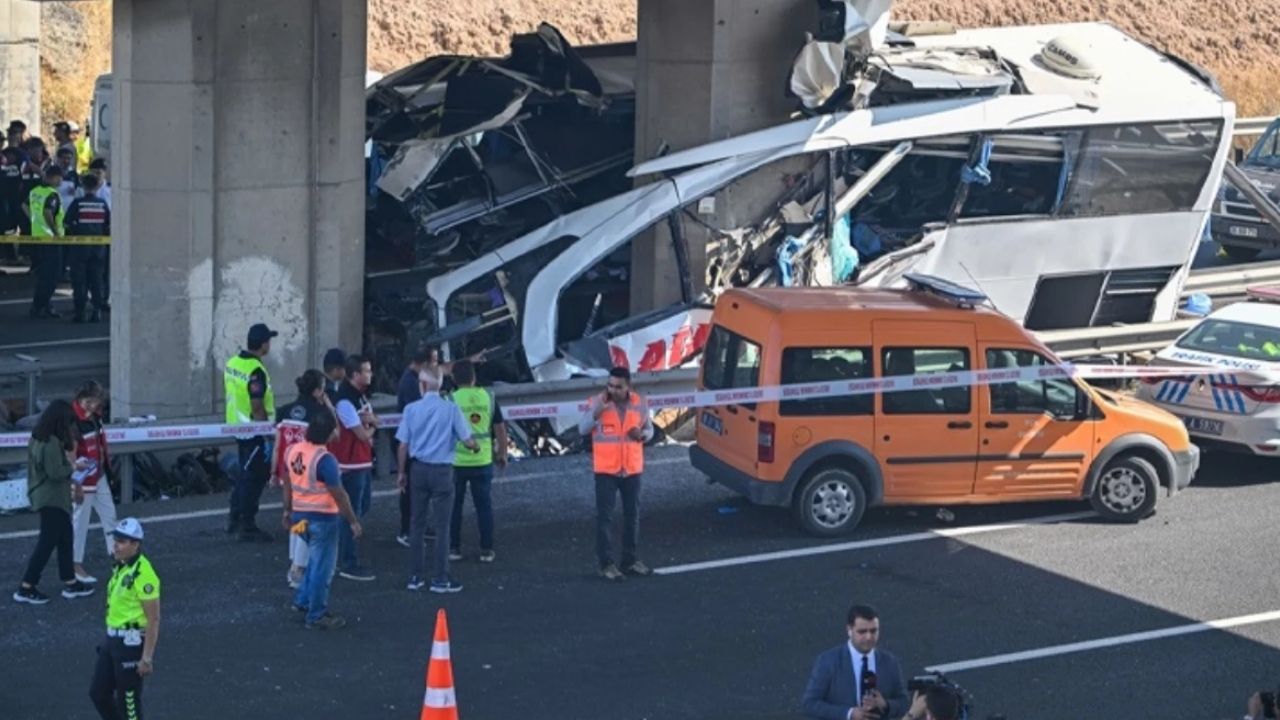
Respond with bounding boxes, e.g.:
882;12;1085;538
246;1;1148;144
110;0;367;418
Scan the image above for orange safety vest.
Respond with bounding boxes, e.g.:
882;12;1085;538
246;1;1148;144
288;442;339;514
590;392;646;476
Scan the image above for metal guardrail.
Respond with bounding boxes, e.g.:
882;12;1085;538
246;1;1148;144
1236;117;1275;137
1183;260;1280;299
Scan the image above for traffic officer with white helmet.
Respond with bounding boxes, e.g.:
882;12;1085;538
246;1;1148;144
90;518;161;720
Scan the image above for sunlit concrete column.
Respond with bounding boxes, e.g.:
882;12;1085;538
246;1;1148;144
0;0;40;133
631;0;816;311
111;0;367;418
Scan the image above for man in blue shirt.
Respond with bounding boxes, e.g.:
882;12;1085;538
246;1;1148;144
394;346;431;546
395;368;476;594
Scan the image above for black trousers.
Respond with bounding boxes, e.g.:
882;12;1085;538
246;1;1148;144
30;244;63;311
90;636;144;720
229;437;269;531
595;473;641;569
22;506;74;586
68;245;108;315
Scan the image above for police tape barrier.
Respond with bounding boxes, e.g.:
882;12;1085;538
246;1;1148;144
0;234;110;245
0;361;1242;451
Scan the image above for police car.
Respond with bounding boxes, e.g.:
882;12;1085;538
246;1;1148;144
1136;297;1280;455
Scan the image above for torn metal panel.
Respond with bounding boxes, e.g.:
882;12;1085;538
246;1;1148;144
558;304;713;375
630;95;1078;178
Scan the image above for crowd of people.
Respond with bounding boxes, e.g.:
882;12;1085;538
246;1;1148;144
1;117;111;322
214;324;657;630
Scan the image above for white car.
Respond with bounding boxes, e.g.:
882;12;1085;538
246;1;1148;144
1136;301;1280;455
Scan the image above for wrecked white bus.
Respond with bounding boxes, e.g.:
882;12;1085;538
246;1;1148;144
421;21;1233;393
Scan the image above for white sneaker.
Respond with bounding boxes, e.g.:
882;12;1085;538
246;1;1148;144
75;572;97;584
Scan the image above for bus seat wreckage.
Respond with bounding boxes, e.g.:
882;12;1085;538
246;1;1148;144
361;1;1236;453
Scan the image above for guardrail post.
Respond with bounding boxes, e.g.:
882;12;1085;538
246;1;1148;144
119;458;134;506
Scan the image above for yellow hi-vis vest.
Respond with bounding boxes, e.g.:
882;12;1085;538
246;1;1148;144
28;185;62;237
453;386;494;467
224;354;275;424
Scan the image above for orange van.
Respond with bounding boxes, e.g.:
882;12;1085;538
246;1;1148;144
689;275;1200;536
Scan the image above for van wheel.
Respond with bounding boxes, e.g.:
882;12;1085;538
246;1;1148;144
1090;456;1158;523
793;467;867;537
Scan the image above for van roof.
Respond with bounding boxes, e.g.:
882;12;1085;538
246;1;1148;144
722;286;1005;319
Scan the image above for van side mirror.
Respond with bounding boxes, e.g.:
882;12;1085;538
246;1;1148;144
1233;146;1245;165
1074;387;1092;420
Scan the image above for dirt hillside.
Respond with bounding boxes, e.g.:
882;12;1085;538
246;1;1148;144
38;1;1280;137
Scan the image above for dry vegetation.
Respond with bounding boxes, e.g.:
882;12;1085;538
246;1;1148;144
36;0;1280;138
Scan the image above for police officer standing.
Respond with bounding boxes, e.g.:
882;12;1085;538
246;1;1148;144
25;164;65;319
90;517;161;720
224;323;278;542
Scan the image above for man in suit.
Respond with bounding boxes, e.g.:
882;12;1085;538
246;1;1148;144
802;604;911;720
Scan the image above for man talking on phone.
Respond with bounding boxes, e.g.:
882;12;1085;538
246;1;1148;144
579;366;653;582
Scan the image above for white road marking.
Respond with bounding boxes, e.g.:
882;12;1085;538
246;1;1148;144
654;511;1095;575
0;289;72;306
0;336;109;351
0;456;686;541
928;609;1280;674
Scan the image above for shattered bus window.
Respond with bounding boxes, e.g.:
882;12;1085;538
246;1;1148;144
1061;121;1223;217
958;134;1072;219
557;241;632;345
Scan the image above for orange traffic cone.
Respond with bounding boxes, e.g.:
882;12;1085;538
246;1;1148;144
420;608;459;720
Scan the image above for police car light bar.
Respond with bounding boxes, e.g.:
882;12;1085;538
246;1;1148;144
902;273;988;308
1246;284;1280;303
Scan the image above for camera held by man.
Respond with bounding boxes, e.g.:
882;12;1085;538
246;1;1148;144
901;674;969;720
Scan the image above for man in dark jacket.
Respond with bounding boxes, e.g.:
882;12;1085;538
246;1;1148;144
802;604;910;720
64;172;110;323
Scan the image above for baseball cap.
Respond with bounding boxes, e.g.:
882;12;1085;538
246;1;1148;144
66;121;81;133
247;323;279;348
112;517;144;541
7;119;25;131
322;347;346;370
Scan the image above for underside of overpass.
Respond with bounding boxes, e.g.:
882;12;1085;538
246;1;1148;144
14;0;813;418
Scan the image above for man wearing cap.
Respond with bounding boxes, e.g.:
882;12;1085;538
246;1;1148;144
90;518;161;720
224;324;278;541
25;164;65;319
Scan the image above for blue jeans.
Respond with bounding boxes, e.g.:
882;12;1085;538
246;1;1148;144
450;465;494;552
293;515;339;625
338;469;372;571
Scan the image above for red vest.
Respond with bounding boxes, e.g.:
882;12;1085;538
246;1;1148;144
328;382;373;471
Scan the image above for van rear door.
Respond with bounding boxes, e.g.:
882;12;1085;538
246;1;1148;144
697;325;765;475
873;322;978;500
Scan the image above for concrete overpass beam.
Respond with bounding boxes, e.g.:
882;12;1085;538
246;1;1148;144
631;0;817;312
111;0;367;418
0;0;41;133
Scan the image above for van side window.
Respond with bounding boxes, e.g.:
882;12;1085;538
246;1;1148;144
702;325;762;408
780;347;872;416
985;349;1079;418
880;347;970;415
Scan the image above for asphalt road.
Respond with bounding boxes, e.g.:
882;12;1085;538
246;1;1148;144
1;444;1278;720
